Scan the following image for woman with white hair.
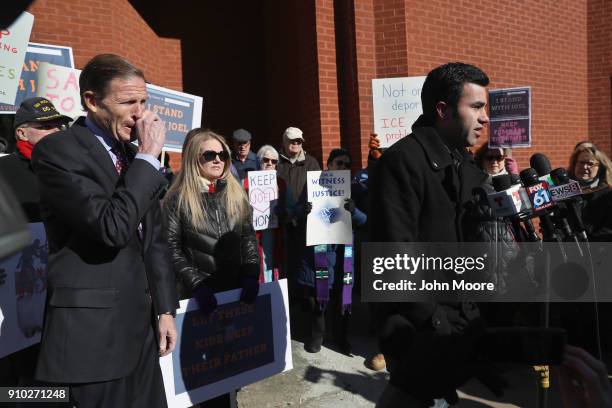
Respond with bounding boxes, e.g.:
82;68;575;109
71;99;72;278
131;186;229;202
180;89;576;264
243;145;295;283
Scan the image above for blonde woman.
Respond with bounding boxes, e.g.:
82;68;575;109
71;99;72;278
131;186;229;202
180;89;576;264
164;129;260;307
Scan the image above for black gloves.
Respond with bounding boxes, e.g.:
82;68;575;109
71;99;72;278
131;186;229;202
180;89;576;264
344;198;356;214
194;285;218;315
304;202;313;215
240;276;259;304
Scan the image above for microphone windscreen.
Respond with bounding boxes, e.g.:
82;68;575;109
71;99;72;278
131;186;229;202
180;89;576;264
530;153;552;177
550;167;570;185
492;174;512;192
520;168;539;186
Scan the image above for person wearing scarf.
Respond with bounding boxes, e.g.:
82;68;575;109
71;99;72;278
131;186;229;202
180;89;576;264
298;148;367;355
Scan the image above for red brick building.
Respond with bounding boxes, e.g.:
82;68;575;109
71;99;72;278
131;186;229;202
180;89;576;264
23;0;612;171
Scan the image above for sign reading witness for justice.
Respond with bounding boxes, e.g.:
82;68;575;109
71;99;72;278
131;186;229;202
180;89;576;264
371;76;426;148
488;87;531;148
160;280;292;407
0;12;34;105
0;42;74;113
306;170;352;246
247;170;279;231
145;83;203;152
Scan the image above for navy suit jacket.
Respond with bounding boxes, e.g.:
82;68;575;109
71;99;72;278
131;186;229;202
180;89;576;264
32;124;178;383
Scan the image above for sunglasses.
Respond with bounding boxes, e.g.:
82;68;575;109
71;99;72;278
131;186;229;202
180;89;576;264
484;155;503;161
334;160;351;167
201;150;229;162
262;157;278;164
289;139;303;145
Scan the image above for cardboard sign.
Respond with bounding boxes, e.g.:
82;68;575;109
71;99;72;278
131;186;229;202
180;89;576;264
0;42;74;113
488;87;532;148
0;223;47;358
161;280;292;407
0;12;34;105
145;83;203;152
372;76;426;148
248;170;279;231
36;62;82;119
306;170;352;246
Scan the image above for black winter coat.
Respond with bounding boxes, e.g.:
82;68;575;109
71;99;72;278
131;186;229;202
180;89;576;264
369;124;488;386
277;152;321;204
164;181;260;299
0;150;42;222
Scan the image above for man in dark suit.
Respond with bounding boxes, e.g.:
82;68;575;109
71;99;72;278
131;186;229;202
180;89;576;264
32;54;178;407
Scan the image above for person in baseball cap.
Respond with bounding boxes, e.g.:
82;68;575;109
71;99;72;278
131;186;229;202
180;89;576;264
231;128;257;179
13;97;72;152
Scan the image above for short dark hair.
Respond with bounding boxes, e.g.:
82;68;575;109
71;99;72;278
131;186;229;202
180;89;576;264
327;148;351;166
79;54;145;111
421;62;489;123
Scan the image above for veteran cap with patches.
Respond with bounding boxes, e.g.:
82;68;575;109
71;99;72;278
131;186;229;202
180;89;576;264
13;97;73;129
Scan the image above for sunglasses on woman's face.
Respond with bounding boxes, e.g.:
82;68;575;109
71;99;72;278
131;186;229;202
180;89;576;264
262;157;278;164
334;159;351;168
485;155;503;162
201;150;229;162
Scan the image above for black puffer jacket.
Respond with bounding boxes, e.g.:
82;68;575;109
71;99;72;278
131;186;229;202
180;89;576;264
164;181;260;299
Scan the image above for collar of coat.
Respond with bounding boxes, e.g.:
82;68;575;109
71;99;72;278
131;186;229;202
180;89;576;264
280;149;306;164
411;125;458;171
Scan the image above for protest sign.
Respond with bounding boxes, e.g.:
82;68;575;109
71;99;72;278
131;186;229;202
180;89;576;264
36;62;82;119
488;87;531;148
248;170;278;231
306;170;352;246
160;279;292;407
146;83;203;152
0;42;74;113
0;223;47;358
372;76;425;148
0;12;34;105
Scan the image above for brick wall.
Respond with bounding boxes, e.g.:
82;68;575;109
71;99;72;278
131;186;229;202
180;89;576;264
28;0;182;89
588;0;612;154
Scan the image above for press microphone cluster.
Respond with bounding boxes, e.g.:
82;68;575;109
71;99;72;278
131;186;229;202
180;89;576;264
486;152;589;244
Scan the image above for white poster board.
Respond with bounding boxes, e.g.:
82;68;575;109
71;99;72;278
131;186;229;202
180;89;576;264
372;76;425;148
306;170;352;246
248;170;279;231
161;280;292;407
36;62;83;119
0;223;47;358
0;12;34;105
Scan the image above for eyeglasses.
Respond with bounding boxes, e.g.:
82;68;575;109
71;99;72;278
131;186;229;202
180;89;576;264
334;160;351;167
289;139;303;145
484;155;503;162
578;160;600;169
262;157;278;164
201;150;229;162
27;122;67;131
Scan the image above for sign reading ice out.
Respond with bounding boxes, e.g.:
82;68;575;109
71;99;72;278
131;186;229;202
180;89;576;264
371;76;426;148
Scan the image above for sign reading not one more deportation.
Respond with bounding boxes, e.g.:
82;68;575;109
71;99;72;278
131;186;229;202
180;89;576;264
488;87;531;148
160;280;292;407
306;170;352;246
371;76;425;148
145;83;203;152
0;12;35;106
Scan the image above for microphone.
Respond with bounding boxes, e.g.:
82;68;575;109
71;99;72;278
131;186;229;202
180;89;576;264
550;168;588;241
519;168;558;239
530;153;555;186
489;174;538;242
